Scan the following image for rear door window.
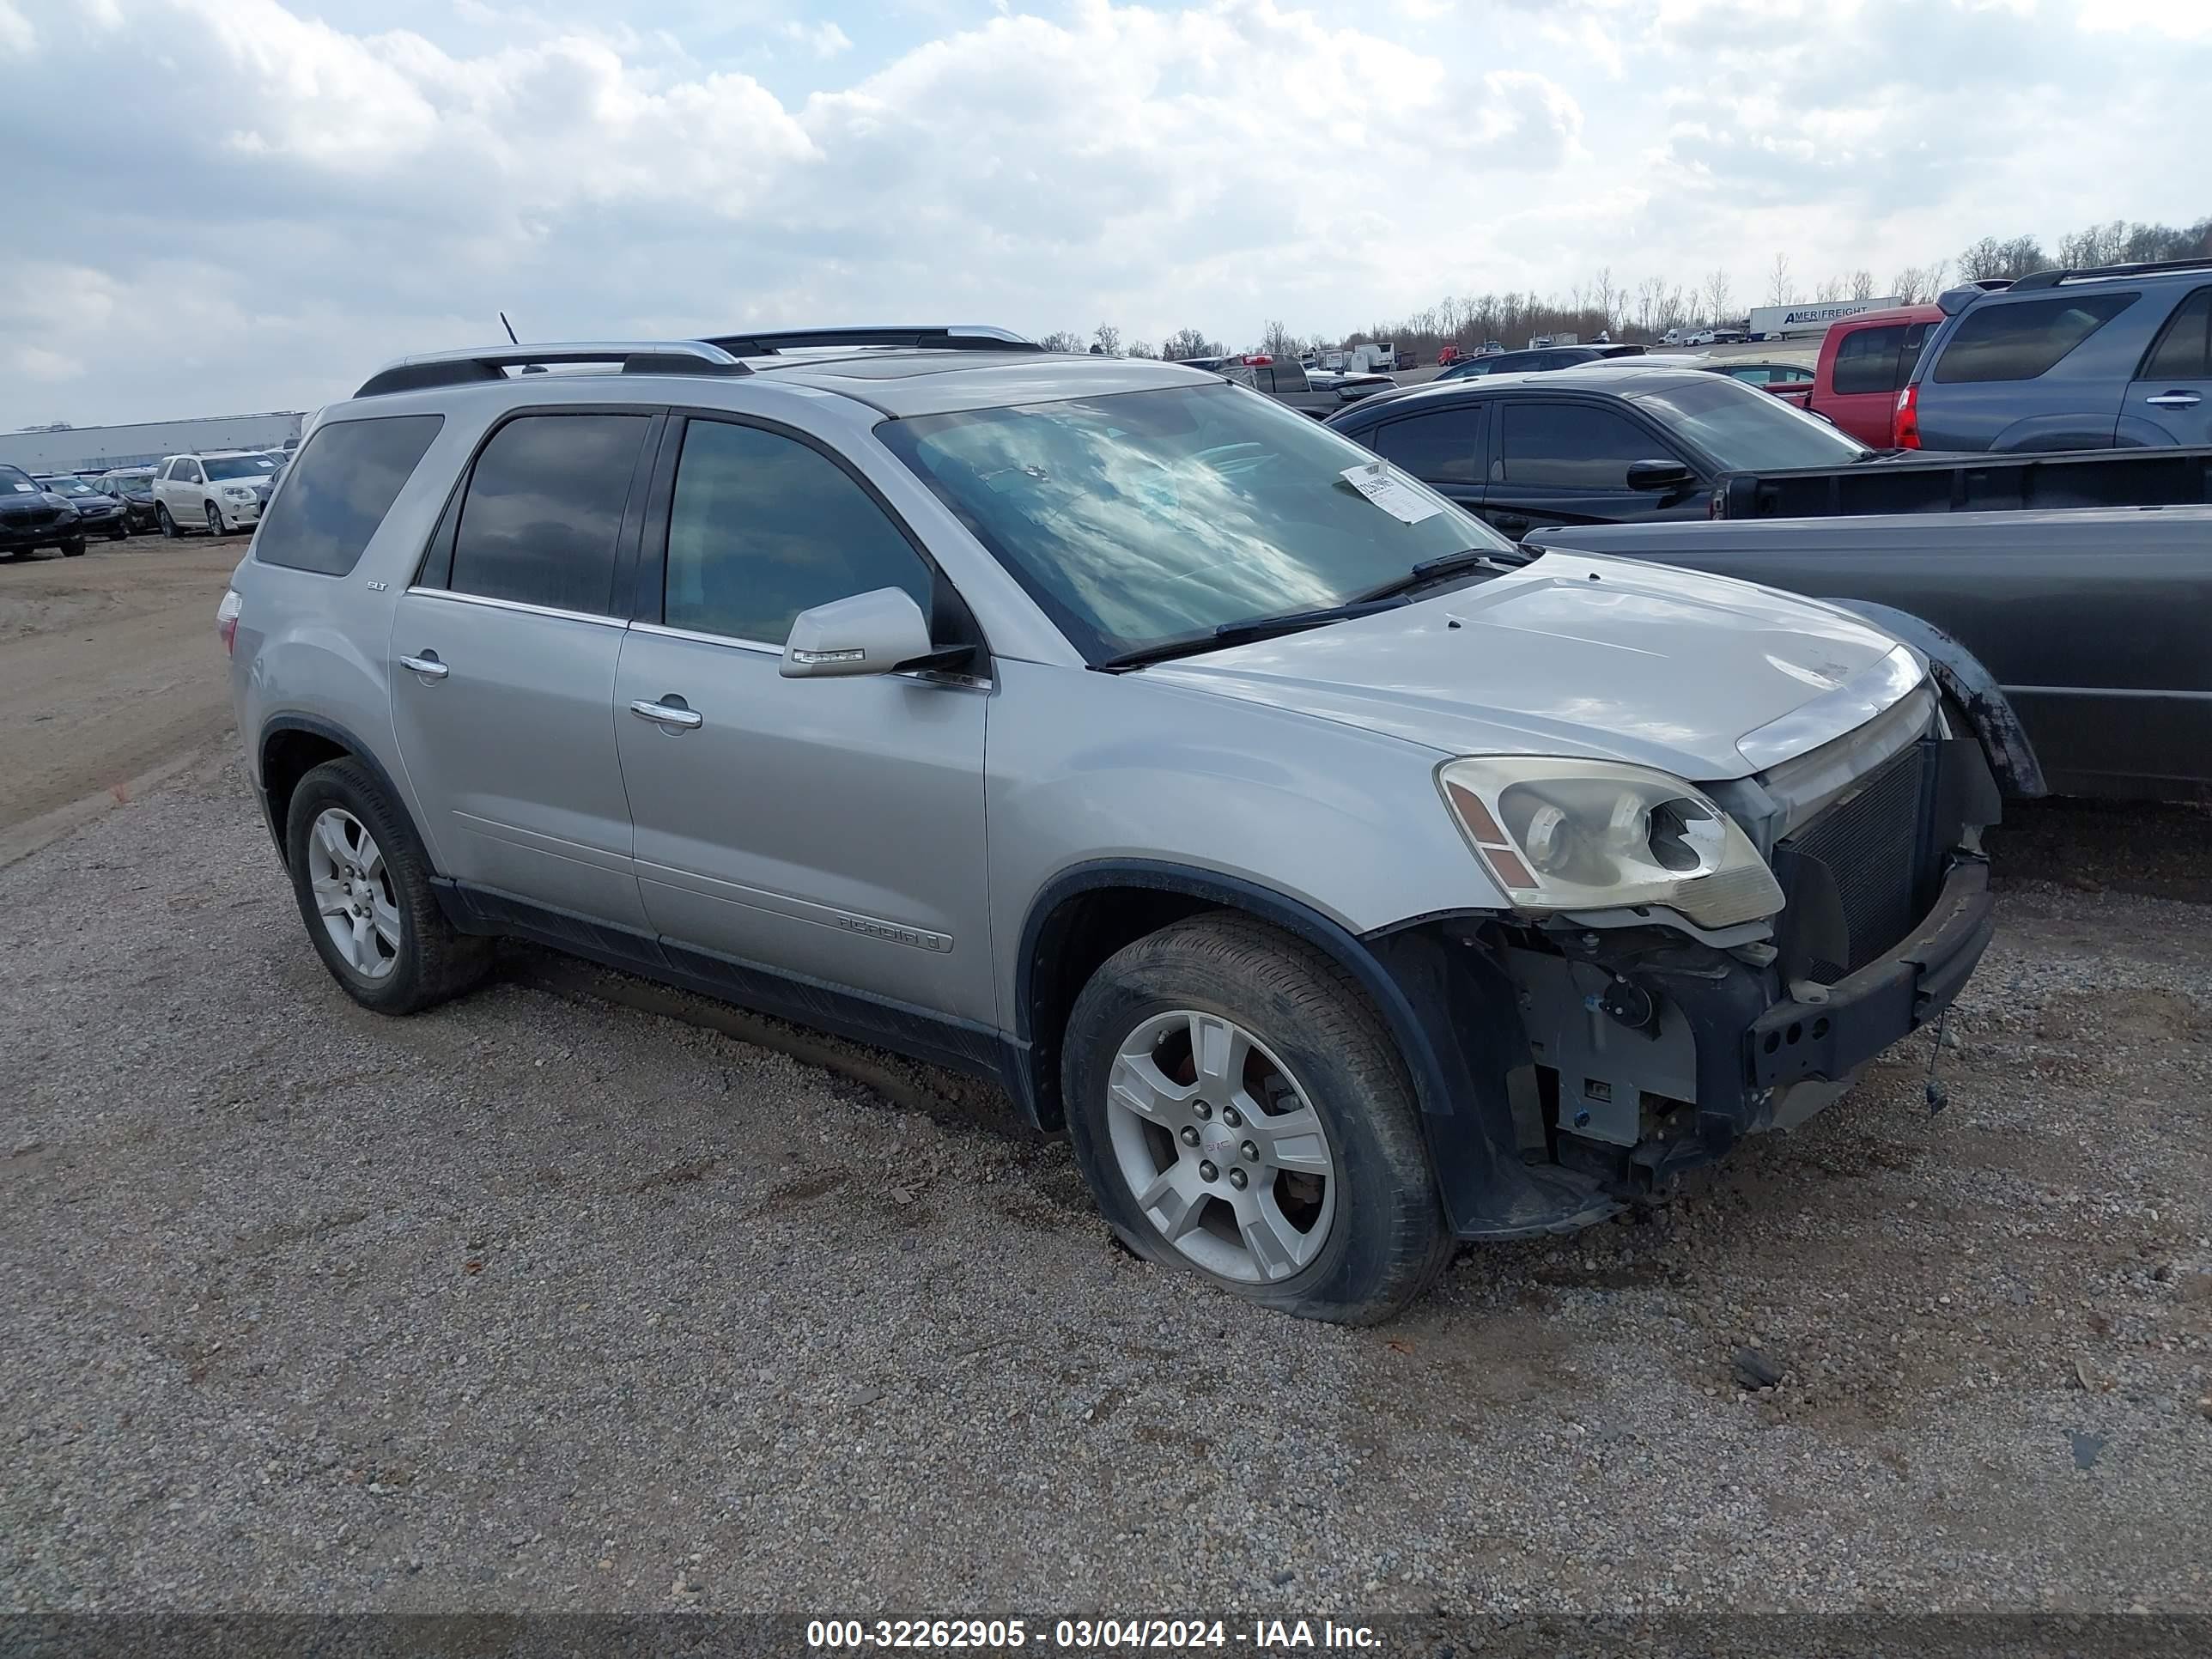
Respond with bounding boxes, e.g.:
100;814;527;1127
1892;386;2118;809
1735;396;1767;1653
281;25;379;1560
254;415;444;577
1931;293;2137;383
1831;325;1905;395
1498;402;1662;488
2139;286;2212;380
449;414;651;615
1369;406;1486;485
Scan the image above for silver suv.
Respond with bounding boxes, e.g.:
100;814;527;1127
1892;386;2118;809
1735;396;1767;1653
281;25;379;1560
223;326;2000;1323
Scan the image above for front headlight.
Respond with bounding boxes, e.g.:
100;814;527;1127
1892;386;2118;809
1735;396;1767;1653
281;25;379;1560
222;486;255;501
1437;756;1784;930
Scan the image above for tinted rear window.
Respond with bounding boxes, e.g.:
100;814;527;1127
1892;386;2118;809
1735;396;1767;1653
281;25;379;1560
449;414;650;614
1368;406;1486;484
1831;325;1906;397
1932;293;2136;384
252;415;443;577
2140;286;2211;380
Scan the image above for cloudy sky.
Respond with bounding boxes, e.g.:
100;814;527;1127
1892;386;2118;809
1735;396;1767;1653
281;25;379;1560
1;0;2205;428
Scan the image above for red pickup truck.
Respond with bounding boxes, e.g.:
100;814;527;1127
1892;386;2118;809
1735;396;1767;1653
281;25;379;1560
1772;304;1943;447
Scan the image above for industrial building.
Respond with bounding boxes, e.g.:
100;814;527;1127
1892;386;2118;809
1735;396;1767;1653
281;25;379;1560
0;411;307;475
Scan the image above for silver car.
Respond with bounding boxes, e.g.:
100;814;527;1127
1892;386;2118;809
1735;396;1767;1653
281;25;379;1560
222;327;2000;1323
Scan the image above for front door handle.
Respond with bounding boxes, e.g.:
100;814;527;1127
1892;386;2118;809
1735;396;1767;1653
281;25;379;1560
399;653;449;680
629;696;702;731
2145;392;2203;409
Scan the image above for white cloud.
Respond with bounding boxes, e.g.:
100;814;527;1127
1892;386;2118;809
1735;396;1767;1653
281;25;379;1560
0;0;2202;426
782;18;852;57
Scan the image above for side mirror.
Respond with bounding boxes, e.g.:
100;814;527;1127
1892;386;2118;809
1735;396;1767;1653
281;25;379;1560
1626;459;1696;492
781;586;935;679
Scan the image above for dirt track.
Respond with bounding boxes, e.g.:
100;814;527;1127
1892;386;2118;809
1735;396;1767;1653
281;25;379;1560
0;535;242;864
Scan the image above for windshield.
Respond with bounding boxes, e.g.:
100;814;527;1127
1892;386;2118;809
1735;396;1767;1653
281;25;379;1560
1627;378;1870;469
879;383;1508;663
44;478;97;495
205;455;279;481
3;466;37;494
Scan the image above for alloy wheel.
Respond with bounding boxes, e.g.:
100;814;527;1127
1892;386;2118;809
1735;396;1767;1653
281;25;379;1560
305;808;401;980
205;501;224;537
1104;1009;1337;1284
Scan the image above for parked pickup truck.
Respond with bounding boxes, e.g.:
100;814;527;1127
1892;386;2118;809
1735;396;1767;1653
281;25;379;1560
1525;505;2212;802
1220;356;1393;417
1712;443;2212;520
1765;304;1943;446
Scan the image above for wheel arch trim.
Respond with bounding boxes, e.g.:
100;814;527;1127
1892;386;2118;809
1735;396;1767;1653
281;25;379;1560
1012;858;1464;1127
1818;599;2049;799
256;714;427;872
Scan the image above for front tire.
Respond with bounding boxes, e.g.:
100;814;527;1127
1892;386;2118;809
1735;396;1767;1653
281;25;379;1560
60;538;85;557
156;503;179;539
1062;915;1451;1324
283;758;491;1015
204;501;225;537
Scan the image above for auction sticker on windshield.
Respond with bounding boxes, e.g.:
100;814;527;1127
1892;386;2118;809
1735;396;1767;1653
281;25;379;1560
1340;459;1439;524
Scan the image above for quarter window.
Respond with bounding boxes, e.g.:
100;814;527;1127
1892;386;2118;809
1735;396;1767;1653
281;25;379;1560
663;419;933;645
2139;287;2212;381
449;414;650;615
1931;293;2137;384
1498;403;1663;489
1369;407;1486;485
254;415;444;577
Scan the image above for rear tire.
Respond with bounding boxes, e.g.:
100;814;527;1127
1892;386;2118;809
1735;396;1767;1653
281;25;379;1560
283;757;491;1016
1062;914;1452;1324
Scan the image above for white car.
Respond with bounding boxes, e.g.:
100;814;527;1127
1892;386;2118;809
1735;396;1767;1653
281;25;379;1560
153;450;283;538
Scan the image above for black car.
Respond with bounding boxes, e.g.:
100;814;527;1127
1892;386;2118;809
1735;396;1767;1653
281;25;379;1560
1324;363;1875;539
0;465;85;560
94;467;162;533
36;475;131;540
1432;342;1646;381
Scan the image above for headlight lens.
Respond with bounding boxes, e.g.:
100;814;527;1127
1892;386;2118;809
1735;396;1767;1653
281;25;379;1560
222;486;255;501
1437;757;1784;929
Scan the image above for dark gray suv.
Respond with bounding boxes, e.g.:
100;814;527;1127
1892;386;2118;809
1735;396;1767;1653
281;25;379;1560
1900;257;2212;452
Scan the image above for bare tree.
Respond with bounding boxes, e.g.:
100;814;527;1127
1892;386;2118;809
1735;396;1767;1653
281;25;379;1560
1091;323;1122;356
1161;327;1218;361
1766;252;1794;307
1591;267;1618;334
1814;273;1845;301
1888;261;1950;305
1636;275;1666;338
1127;339;1157;359
1038;330;1085;353
1260;319;1298;361
1703;269;1734;326
1850;269;1876;300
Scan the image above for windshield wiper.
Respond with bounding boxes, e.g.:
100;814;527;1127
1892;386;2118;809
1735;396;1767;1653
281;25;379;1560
1094;597;1411;672
1353;546;1522;601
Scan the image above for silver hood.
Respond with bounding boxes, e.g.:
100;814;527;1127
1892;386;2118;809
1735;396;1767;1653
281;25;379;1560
1145;550;1921;782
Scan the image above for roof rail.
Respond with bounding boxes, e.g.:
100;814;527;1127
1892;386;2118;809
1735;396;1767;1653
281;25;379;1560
2008;255;2212;292
698;325;1042;356
354;341;749;399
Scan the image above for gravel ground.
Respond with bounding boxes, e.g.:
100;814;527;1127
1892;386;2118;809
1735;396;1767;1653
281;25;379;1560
2;754;2208;1615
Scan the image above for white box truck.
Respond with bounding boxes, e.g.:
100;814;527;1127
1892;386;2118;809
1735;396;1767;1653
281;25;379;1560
1745;298;1903;342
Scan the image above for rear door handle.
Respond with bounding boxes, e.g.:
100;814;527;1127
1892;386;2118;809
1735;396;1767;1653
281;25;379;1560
629;696;702;731
2144;392;2203;409
1492;514;1529;533
399;653;449;680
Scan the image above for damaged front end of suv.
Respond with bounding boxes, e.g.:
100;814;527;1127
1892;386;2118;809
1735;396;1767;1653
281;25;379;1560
1363;643;2000;1238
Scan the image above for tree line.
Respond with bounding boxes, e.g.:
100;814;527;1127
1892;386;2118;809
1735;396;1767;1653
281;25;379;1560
1038;212;2209;362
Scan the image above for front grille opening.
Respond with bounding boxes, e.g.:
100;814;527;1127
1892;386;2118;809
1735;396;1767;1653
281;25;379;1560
1776;741;1932;982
